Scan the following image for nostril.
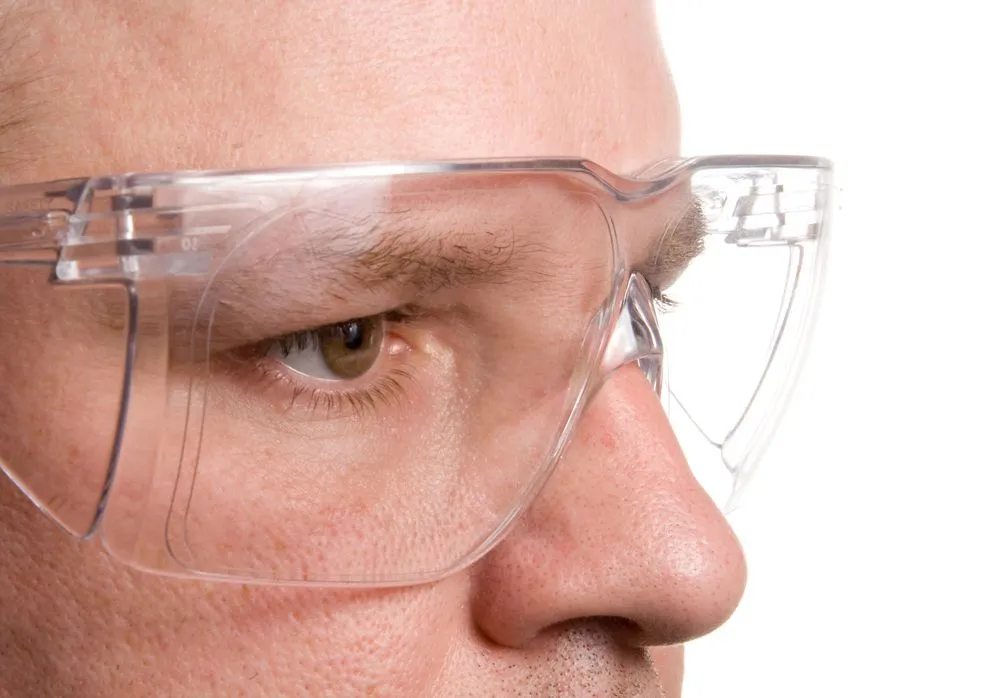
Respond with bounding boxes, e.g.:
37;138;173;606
542;616;647;649
590;615;647;647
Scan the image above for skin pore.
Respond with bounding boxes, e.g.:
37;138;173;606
0;1;747;696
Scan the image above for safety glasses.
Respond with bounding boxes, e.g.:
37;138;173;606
0;155;832;586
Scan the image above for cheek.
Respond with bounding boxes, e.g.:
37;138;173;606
0;503;467;696
122;578;463;694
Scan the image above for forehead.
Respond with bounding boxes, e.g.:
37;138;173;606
0;0;678;183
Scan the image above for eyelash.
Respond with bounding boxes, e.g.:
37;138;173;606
252;358;414;419
644;278;677;312
238;315;417;420
653;294;676;312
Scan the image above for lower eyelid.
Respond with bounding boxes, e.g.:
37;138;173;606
219;330;417;420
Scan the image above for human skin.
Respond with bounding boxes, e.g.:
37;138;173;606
0;1;747;696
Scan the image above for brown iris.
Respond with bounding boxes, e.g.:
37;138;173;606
316;316;384;379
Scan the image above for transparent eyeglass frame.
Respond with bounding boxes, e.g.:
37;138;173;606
0;154;833;586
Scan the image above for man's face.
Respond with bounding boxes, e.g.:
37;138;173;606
0;1;746;695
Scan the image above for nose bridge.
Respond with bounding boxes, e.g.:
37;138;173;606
600;272;664;394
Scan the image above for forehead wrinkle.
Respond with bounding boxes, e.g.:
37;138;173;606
1;0;680;190
0;1;50;176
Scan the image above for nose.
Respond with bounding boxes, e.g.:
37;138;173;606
470;278;747;648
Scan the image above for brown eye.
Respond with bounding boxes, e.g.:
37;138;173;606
315;316;384;379
266;315;387;381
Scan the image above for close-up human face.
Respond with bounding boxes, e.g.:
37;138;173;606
0;1;831;696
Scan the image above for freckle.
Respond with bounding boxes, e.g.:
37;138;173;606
601;432;615;450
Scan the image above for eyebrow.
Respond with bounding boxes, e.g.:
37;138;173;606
87;190;707;351
634;195;707;295
266;194;708;299
212;205;567;304
204;195;704;346
154;201;575;350
292;213;544;297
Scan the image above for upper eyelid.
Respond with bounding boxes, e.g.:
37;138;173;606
245;309;416;369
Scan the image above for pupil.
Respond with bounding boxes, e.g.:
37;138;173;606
341;321;365;351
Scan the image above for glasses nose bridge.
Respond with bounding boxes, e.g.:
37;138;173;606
598;272;665;394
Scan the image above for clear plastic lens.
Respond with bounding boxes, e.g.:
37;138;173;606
658;164;828;509
659;240;801;507
0;157;831;584
104;177;618;582
0;267;128;536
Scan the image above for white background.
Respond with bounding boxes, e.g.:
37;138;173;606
656;2;1000;696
